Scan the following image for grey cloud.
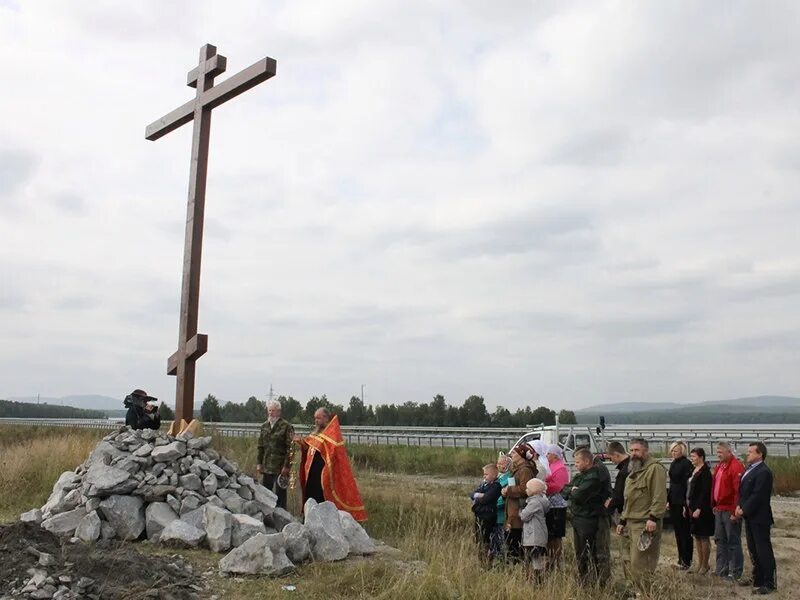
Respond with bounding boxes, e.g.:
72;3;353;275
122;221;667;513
51;193;86;215
546;127;630;166
0;148;36;211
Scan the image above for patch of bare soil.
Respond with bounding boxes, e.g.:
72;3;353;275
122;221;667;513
0;522;207;599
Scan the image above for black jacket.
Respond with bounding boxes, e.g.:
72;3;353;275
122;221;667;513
668;456;693;506
687;463;712;513
471;480;502;521
125;404;161;431
607;457;630;515
738;462;774;526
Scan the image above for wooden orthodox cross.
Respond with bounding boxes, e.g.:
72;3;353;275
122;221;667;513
145;44;276;430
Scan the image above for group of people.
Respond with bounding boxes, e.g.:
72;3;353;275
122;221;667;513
470;437;777;595
666;440;777;594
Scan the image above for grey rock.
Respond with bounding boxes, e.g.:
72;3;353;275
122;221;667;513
180;507;206;531
207;463;227;478
133;443;153;457
231;513;267;547
139;429;158;441
41;471;80;517
187;436;212;451
151;441;187;463
142;485;178;502
75;511;101;544
250;483;278;511
206;495;225;510
339;510;375;554
159;519;205;548
202;473;218;496
98;495;145;540
179;473;202;491
166;494;181;514
203;505;232;552
237;485;253;501
85;442;125;468
242;500;260;517
20;508;43;524
216;489;245;514
282;522;311;563
145;502;178;540
83;464;132;496
48;488;82;516
100;522;116;540
304;500;349;561
180;495;201;515
265;506;296;532
41;507;85;537
151;463;166;477
218;532;294;576
84;497;101;513
38;552;57;566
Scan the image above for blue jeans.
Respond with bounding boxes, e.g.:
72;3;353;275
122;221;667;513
714;510;743;577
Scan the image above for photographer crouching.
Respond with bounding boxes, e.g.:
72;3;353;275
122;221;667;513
124;389;162;431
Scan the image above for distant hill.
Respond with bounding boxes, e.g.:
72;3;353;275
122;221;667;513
9;394;123;411
576;396;800;425
580;396;800;414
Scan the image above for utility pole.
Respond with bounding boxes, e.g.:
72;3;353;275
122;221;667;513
361;384;365;404
268;384;275;403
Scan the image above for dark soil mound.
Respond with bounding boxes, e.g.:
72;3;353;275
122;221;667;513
0;522;205;599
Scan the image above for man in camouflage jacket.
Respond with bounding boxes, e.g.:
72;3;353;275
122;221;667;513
256;400;295;509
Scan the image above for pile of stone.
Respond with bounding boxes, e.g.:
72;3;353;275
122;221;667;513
19;426;375;581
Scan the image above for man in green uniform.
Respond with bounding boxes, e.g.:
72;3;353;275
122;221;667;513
256;400;294;509
617;437;667;589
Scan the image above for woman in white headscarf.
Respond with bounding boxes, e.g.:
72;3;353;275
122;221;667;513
531;440;551;479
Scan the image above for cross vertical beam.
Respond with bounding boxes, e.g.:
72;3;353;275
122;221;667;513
146;44;276;426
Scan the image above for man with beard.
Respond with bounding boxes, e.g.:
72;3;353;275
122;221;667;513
616;438;667;587
295;407;367;522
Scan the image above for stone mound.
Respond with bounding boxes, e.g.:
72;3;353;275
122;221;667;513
20;426;376;582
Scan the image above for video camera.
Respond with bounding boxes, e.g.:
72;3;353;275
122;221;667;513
124;389;158;410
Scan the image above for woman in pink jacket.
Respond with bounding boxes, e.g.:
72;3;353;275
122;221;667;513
544;444;570;568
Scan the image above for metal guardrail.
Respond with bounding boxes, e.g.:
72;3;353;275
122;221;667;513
3;418;800;456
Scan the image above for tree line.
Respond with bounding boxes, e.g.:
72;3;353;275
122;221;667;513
0;399;107;419
199;393;577;427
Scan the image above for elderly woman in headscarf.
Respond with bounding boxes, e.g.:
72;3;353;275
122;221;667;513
544;444;570;568
490;453;513;560
532;440;551;480
501;444;538;561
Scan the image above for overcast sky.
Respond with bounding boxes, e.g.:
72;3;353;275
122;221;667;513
1;1;799;411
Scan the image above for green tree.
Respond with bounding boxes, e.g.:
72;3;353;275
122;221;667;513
530;406;556;426
491;405;513;427
158;402;174;421
345;395;368;425
200;394;222;422
245;396;265;422
558;409;577;424
460;395;490;426
430;394;447;426
279;395;303;423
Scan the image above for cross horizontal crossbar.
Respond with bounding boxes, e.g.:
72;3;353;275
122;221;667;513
167;333;208;375
145;57;277;141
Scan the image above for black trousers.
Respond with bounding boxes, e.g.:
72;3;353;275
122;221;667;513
261;473;287;510
670;503;693;567
572;516;599;585
505;528;523;561
474;516;495;555
745;520;776;590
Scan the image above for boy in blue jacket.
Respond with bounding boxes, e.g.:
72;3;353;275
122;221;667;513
471;463;502;563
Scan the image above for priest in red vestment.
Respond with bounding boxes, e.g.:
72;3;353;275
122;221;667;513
295;408;367;522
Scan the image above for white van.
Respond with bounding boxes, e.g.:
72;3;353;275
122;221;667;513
511;424;609;462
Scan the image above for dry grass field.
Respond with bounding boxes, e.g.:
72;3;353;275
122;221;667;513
1;425;798;599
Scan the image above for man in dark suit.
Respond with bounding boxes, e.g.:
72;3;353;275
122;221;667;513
735;442;776;595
